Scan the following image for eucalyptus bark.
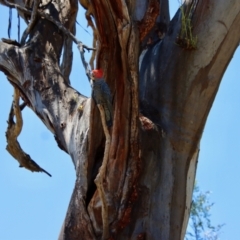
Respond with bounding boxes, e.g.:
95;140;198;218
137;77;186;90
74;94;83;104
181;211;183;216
0;0;240;240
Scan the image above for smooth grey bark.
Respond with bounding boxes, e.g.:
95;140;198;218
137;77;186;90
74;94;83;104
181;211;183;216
0;0;240;240
135;1;240;239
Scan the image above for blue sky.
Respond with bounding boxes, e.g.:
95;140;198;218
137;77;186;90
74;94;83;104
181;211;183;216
0;2;239;239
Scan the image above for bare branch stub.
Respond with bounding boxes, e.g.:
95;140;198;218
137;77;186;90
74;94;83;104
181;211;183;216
1;38;21;46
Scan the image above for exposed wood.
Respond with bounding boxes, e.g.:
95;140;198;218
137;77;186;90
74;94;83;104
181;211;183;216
138;0;160;41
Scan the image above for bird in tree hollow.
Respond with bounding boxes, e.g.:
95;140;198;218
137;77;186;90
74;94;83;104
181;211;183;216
91;69;113;127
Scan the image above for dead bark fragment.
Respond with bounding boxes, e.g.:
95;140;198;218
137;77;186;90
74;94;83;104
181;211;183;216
6;87;51;176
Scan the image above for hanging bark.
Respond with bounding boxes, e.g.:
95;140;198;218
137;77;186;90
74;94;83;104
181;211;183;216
0;0;240;240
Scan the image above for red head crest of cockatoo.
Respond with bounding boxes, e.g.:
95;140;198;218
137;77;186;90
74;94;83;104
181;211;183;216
91;69;104;79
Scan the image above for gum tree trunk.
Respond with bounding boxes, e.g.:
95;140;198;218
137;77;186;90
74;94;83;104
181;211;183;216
0;0;240;239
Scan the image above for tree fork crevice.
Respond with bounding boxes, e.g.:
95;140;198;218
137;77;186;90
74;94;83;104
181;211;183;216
83;1;142;238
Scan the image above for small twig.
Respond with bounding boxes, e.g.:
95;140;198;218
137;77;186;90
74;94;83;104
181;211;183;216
76;20;91;36
94;104;111;240
78;42;92;80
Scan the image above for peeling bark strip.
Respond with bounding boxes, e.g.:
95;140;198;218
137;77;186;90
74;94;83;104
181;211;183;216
0;0;240;239
94;104;111;240
6;87;51;176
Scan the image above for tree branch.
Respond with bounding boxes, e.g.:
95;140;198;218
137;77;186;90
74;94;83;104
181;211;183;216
0;1;98;238
20;0;39;45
